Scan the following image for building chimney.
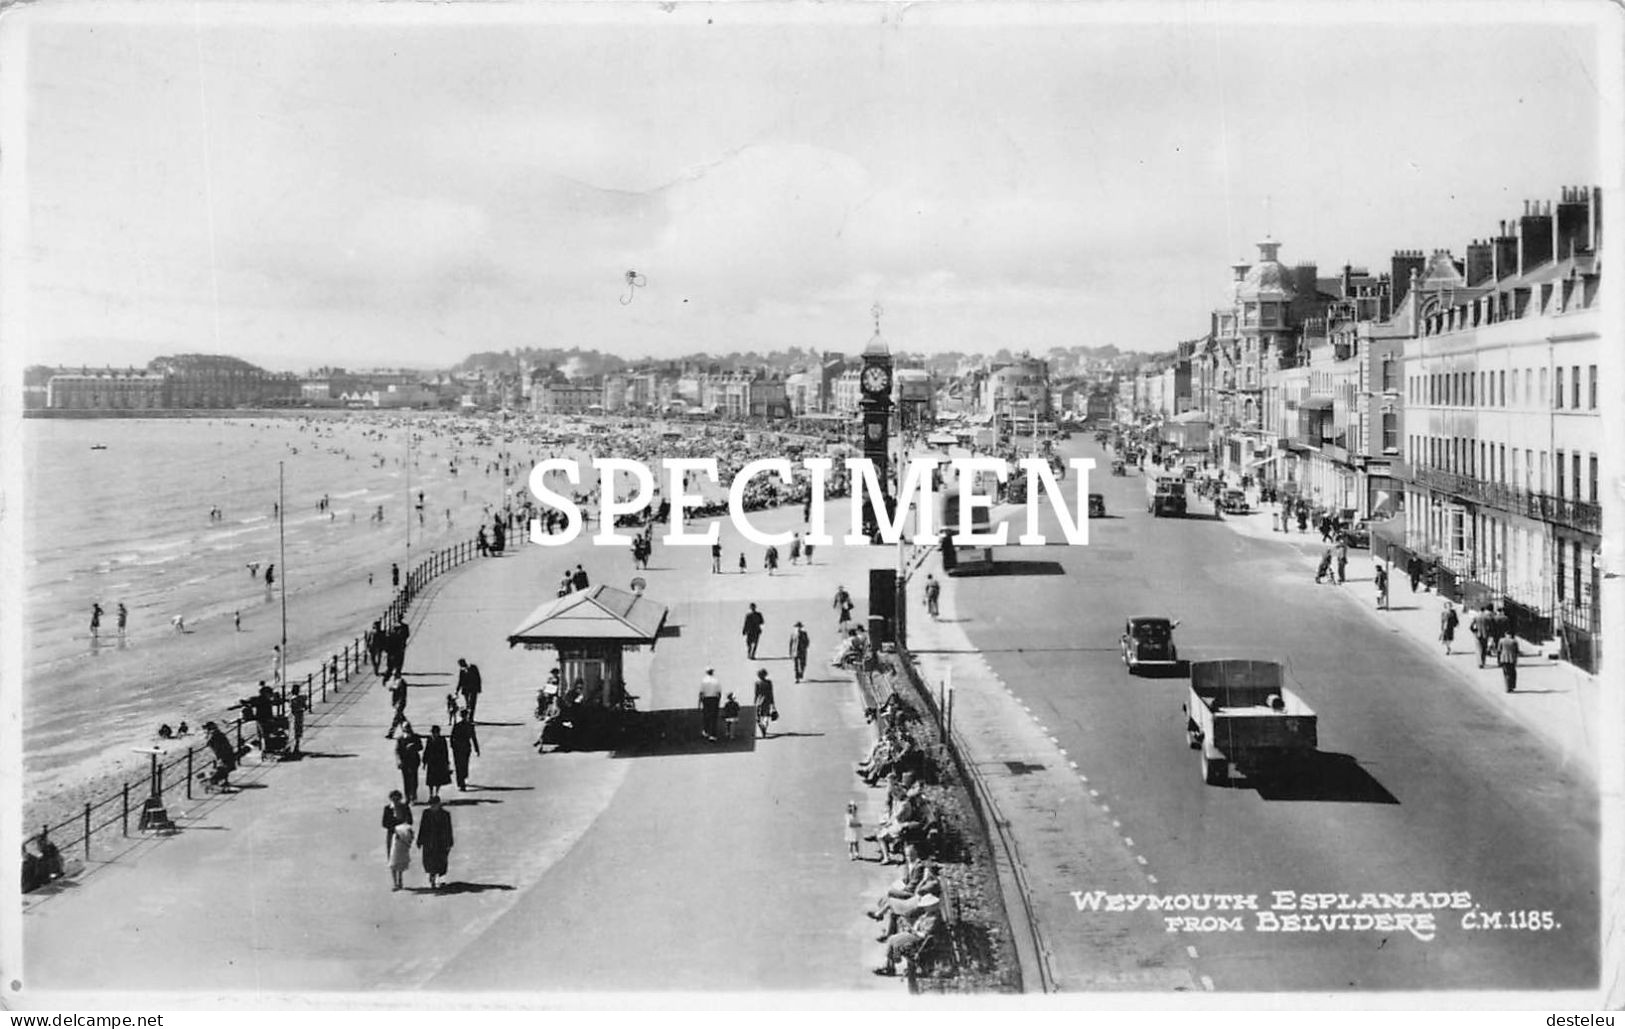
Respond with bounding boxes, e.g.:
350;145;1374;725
1465;239;1494;286
1231;261;1251;282
1555;186;1594;260
1490;224;1519;283
1390;249;1426;308
1518;200;1555;274
1293;262;1318;297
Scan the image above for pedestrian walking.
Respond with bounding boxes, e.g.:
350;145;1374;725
804;540;815;564
422;725;451;802
456;658;483;721
89;602;102;640
1407;557;1421;594
1497;632;1519;693
365;620;384;675
834;585;854;628
1334;540;1348;584
753;668;778;738
417;795;453;890
386;676;410;737
742;603;764;659
789;621;810;683
116;603;127;639
711;541;722;574
765;544;779;575
738;552;747;574
234;610;242;632
1374;564;1389;610
288;683;307;756
381;790;413;858
395;725;423;803
391;563;400;588
722;693;740;739
450;711;480;790
1469;606;1489;668
790;533;803;565
1439;600;1459;655
698;666;723;741
388;819;414;892
271;644;285;686
924;575;941;619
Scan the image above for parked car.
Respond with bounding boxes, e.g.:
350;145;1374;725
1121;616;1180;672
1089;493;1106;518
1220;489;1250;514
1343;519;1377;548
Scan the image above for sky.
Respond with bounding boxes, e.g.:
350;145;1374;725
1;1;1616;372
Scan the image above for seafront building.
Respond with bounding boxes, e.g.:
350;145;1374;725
1159;185;1604;672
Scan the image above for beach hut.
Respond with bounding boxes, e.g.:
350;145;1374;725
507;585;671;708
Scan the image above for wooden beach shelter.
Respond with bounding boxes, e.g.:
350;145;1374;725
507;585;671;707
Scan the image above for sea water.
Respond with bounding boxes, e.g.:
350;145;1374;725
19;414;545;799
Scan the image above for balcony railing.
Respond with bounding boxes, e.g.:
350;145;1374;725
1410;466;1602;535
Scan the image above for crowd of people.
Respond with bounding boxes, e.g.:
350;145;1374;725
847;691;953;978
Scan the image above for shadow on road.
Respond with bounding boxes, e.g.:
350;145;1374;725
414;881;515;895
949;560;1066;578
607;707;758;758
1248;752;1399;804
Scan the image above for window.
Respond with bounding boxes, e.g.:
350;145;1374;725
1555;367;1564;408
1383;413;1398;453
1557;538;1566;602
1540;367;1548;406
1383;358;1398;393
1573;453;1582;502
1589;365;1597;409
1539;450;1548;494
1557;450;1566;498
1591;454;1599;504
1573;365;1581;409
1499;370;1506;407
1499;444;1506;485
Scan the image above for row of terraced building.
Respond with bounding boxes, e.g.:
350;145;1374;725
1125;185;1605;671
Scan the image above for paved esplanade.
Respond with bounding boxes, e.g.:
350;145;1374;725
22;501;903;996
913;434;1600;994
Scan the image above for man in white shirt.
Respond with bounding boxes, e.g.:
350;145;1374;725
698;667;723;741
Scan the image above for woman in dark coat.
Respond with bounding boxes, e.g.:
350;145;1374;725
395;726;423;803
422;725;452;801
416;795;454;889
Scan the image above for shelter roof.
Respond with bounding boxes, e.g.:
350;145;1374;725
508;585;670;646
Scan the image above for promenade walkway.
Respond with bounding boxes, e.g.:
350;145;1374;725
1213;498;1602;782
20;502;912;1001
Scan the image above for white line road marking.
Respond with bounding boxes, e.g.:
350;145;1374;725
1100;804;1110;813
1068;760;1078;769
1201;975;1215;992
1112;819;1121;828
1089;789;1099;797
1186;946;1199;959
1057;748;1067;756
1124;837;1134;847
1136;855;1148;865
1146;874;1158;884
1049;736;1059;744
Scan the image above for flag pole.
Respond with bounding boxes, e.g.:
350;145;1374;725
278;460;287;662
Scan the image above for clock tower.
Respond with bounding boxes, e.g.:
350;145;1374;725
859;303;894;540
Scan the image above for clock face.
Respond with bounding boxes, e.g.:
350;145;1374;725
863;365;890;393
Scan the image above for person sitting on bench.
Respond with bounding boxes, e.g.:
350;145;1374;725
873;894;944;977
870;860;943;938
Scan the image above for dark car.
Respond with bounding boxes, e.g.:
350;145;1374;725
1343;519;1375;549
1088;493;1106;518
1220;488;1250;514
1120;617;1180;672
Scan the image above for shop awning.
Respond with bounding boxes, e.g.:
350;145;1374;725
1299;396;1334;411
508;585;671;647
926;432;959;446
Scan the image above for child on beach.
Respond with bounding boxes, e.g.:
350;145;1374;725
845;801;862;861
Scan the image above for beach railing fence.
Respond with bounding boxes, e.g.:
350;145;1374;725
23;535;487;890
